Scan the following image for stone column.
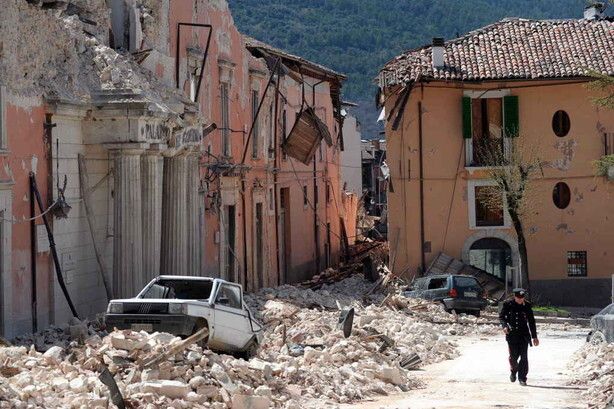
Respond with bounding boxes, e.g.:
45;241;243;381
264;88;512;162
141;150;163;283
112;149;143;298
186;153;201;276
161;154;188;275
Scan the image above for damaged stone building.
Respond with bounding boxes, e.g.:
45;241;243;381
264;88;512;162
378;11;614;307
0;0;355;338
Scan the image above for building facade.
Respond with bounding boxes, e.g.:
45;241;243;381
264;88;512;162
0;0;353;338
341;107;363;197
361;139;388;217
379;15;614;307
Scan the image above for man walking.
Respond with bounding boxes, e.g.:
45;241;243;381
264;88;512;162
499;288;539;386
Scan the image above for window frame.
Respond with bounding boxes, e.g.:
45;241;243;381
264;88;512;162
0;86;7;151
467;179;511;230
463;90;511;168
552;110;571;137
303;185;308;209
567;251;587;277
214;283;243;309
251;89;260;159
552;182;571;209
220;82;231;158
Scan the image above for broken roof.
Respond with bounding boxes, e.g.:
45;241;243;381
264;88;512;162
379;18;614;87
245;36;347;82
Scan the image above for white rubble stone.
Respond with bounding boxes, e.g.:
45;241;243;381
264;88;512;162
43;346;64;364
110;333;147;351
254;385;273;397
376;366;404;385
140;380;190;399
231;394;272;409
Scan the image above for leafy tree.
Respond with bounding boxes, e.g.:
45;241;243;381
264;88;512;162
587;71;614;110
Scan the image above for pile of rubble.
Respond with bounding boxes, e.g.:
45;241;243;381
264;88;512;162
1;274;500;408
568;342;614;409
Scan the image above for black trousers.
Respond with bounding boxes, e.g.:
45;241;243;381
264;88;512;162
507;339;529;381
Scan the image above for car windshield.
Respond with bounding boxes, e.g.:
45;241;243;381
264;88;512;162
427;277;448;290
454;276;481;291
597;304;614;315
140;279;213;301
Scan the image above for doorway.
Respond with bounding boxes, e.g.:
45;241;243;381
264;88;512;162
279;188;291;284
254;202;263;289
469;237;512;279
223;205;236;282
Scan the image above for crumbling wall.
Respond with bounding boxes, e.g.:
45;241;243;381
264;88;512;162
0;0;109;98
0;0;187;111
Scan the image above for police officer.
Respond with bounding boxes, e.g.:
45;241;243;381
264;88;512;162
499;288;539;386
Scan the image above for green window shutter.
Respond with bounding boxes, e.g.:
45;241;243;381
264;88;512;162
504;95;519;137
462;96;472;139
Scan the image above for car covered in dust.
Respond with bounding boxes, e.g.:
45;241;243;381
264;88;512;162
403;274;488;316
105;276;263;357
587;303;614;344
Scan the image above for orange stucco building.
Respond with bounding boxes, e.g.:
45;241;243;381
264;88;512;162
379;16;614;307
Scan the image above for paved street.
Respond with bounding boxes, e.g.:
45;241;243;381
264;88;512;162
349;328;588;409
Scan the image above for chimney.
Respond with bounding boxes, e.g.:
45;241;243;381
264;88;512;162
432;37;445;69
584;2;605;20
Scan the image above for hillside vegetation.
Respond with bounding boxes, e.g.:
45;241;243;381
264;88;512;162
228;0;588;137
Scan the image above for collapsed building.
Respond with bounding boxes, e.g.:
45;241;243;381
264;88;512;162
0;0;356;339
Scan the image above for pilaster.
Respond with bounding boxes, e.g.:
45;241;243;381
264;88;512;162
186;153;201;275
141;150;164;283
161;154;188;275
112;149;143;298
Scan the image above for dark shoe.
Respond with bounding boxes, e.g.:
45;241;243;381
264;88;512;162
510;373;516;383
519;380;527;386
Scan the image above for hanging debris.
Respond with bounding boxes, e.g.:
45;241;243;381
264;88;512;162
282;106;333;165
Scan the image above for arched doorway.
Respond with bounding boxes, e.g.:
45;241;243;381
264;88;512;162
469;238;512;279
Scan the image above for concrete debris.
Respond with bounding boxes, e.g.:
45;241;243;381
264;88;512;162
0;0;188;113
568;342;614;409
12;316;108;352
0;273;505;408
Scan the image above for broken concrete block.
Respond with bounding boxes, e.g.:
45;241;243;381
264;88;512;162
188;375;206;389
43;346;64;364
254;385;273;397
231;393;272;409
303;347;322;363
110;333;146;351
376;366;404;385
211;363;237;393
196;384;220;398
140;380;190;399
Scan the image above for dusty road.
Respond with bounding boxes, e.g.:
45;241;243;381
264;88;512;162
347;328;588;409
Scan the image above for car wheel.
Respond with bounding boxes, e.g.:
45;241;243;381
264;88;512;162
469;310;481;317
589;330;606;345
192;320;209;349
242;338;259;360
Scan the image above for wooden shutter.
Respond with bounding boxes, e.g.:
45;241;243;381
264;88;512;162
462;96;472;139
504;95;519;137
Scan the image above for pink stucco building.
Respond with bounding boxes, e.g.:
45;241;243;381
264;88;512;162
0;0;354;338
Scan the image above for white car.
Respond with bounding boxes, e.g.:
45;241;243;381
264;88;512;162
105;276;263;357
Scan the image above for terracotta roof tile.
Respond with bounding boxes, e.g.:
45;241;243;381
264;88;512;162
379;18;614;87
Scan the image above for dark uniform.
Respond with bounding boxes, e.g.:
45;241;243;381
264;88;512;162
499;292;538;383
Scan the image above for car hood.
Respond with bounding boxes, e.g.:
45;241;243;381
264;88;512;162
108;298;210;305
